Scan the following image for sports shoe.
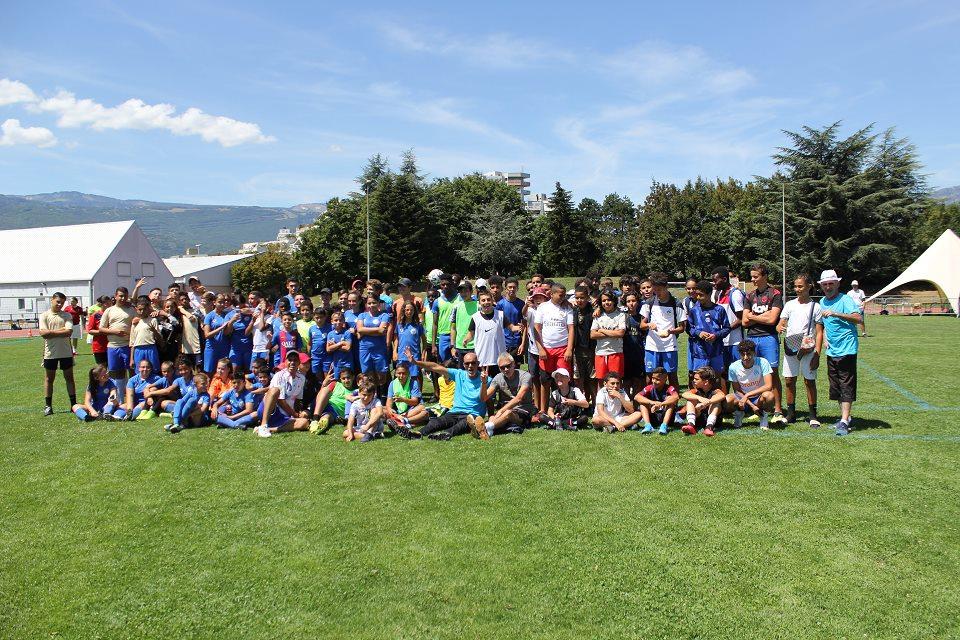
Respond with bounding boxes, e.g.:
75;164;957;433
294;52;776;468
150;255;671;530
770;412;787;425
809;418;821;429
784;407;795;424
43;406;53;417
603;424;615;433
427;431;451;441
472;416;490;440
745;412;760;423
164;423;182;434
681;424;697;435
640;424;654;434
733;411;744;429
395;423;422;440
102;412;118;421
703;427;716;437
657;425;668;435
835;421;850;437
308;419;320;433
359;431;373;443
255;426;272;438
136;410;156;421
158;412;173;419
504;425;523;434
674;412;685;425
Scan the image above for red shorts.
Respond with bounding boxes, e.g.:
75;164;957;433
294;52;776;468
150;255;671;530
593;353;625;379
539;346;569;374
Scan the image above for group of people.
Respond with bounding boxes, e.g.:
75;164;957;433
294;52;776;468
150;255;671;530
37;263;866;440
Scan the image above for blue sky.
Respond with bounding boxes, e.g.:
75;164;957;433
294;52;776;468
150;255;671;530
1;0;958;206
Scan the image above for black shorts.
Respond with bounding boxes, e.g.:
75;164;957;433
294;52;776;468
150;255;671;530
827;354;857;403
93;352;108;365
42;357;75;371
624;351;645;379
508;406;533;427
574;353;594;380
527;352;548;382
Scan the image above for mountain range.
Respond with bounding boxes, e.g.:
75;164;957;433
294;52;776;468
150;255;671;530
0;191;327;257
931;185;960;205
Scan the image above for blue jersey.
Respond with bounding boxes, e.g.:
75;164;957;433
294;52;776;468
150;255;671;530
230;311;253;351
204;311;231;348
90;380;117;411
357;312;391;353
173;375;196;398
496;297;524;348
396;322;425;361
687;303;730;360
127;373;162;403
448;368;486;417
219;388;253;413
326;329;353;371
309;322;333;370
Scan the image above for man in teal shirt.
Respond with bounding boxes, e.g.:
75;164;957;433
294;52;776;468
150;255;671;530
817;270;861;436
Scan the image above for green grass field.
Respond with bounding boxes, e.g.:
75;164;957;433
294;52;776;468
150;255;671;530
2;316;959;639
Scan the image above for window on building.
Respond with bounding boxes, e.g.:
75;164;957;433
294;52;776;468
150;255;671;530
141;262;155;277
117;261;131;277
18;298;25;310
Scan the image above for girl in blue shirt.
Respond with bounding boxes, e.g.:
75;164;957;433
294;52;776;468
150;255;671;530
393;300;426;386
213;370;258;429
203;294;233;374
114;359;161;420
72;365;118;422
356;296;393;393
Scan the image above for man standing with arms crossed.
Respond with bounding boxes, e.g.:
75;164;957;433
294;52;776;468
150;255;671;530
39;292;77;416
742;264;786;425
818;270;862;436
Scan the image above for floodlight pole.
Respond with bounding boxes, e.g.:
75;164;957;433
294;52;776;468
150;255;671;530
781;182;787;297
365;180;371;282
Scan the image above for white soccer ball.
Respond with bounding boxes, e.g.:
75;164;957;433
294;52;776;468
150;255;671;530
428;268;443;286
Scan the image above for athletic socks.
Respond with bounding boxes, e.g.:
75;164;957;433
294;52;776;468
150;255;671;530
69;394;77;406
484;420;495;437
706;415;717;427
74;407;88;421
45;396;53;409
808;404;818;419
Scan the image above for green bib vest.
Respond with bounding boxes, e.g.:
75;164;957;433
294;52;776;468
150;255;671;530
453;299;478;349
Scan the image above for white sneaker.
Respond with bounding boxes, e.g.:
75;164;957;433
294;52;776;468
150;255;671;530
255;426;272;438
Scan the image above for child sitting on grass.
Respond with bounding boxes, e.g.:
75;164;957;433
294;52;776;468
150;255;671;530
592;371;641;432
633;366;680;435
212;369;258;429
546;367;590;430
724;339;775;430
344;381;384;443
72;365;118;422
309;367;357;434
115;359;161;421
681;366;726;436
385;361;429;430
164;372;212;433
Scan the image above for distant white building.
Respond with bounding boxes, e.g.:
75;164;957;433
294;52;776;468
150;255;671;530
525;193;554;216
484;171;531;197
238;223;313;254
163;254;253;293
0;220;173;320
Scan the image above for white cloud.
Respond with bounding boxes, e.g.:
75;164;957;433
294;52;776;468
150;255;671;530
0;79;37;106
1;78;275;147
601;42;755;94
0;118;57;148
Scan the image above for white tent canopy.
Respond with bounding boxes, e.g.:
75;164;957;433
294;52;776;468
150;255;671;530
866;229;960;316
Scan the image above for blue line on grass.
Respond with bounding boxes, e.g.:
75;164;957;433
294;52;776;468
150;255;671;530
859;361;936;410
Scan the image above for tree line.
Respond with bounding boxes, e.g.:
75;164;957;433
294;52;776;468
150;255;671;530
233;123;955;297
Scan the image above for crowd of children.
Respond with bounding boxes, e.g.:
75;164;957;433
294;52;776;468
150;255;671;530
39;264;864;439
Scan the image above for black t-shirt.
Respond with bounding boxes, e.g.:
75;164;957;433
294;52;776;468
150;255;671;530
745;286;783;338
573;305;595;356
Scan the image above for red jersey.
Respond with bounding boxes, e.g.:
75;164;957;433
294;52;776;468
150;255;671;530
86;312;108;354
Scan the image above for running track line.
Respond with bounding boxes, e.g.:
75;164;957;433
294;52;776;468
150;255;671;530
859;360;936;410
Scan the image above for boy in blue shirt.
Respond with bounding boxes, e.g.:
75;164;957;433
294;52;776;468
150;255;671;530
687;280;730;373
308;307;332;376
325;311;353;378
164;372;212;433
817;270;861;436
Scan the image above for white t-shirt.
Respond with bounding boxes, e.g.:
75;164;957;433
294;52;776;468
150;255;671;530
535;301;575;349
727;357;773;394
591;310;626;356
270;368;305;402
525;306;540;356
594;386;626;418
781;299;822;339
712;287;746;346
349;397;382;428
252;310;274;352
848;288;866;309
640;297;687;352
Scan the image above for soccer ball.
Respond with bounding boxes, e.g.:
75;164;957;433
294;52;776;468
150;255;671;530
428;268;443;286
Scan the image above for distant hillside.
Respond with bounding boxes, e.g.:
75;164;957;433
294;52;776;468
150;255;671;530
0;192;327;257
932;186;960;204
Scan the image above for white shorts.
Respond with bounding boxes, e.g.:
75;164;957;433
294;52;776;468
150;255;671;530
782;351;817;381
71;325;82;339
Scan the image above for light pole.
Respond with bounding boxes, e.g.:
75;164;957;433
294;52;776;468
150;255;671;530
781;182;787;297
364;180;372;282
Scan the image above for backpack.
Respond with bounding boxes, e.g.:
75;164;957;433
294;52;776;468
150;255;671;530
642;294;682;330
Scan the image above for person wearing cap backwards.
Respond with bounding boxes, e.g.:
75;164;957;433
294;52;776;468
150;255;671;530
449;280;479;364
391;277;423;325
847;279;868;337
818;270;862;436
253;350;311;437
430;273;460;364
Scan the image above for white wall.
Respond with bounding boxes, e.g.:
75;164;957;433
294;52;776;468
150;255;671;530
0;280;89;318
90;225;174;300
175;262;237;292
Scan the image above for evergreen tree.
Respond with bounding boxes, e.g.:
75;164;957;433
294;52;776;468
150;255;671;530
296;197;365;289
533;182;594;276
457;201;533;275
368;172;429;282
356;153;389;193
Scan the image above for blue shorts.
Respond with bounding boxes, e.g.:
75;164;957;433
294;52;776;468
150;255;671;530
722;344;740;370
395;359;420;378
311;358;330;375
437;334;452;362
359;349;389;374
750;334;780;369
687;345;694;373
691;355;725;373
644;350;678;373
204;345;229;373
133;345;161;372
107;346;131;373
229;347;252;371
251;351;270;367
259;401;293;428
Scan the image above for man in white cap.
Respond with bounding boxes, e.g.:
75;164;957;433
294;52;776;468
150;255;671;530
818;270;862;436
847;279;867;337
